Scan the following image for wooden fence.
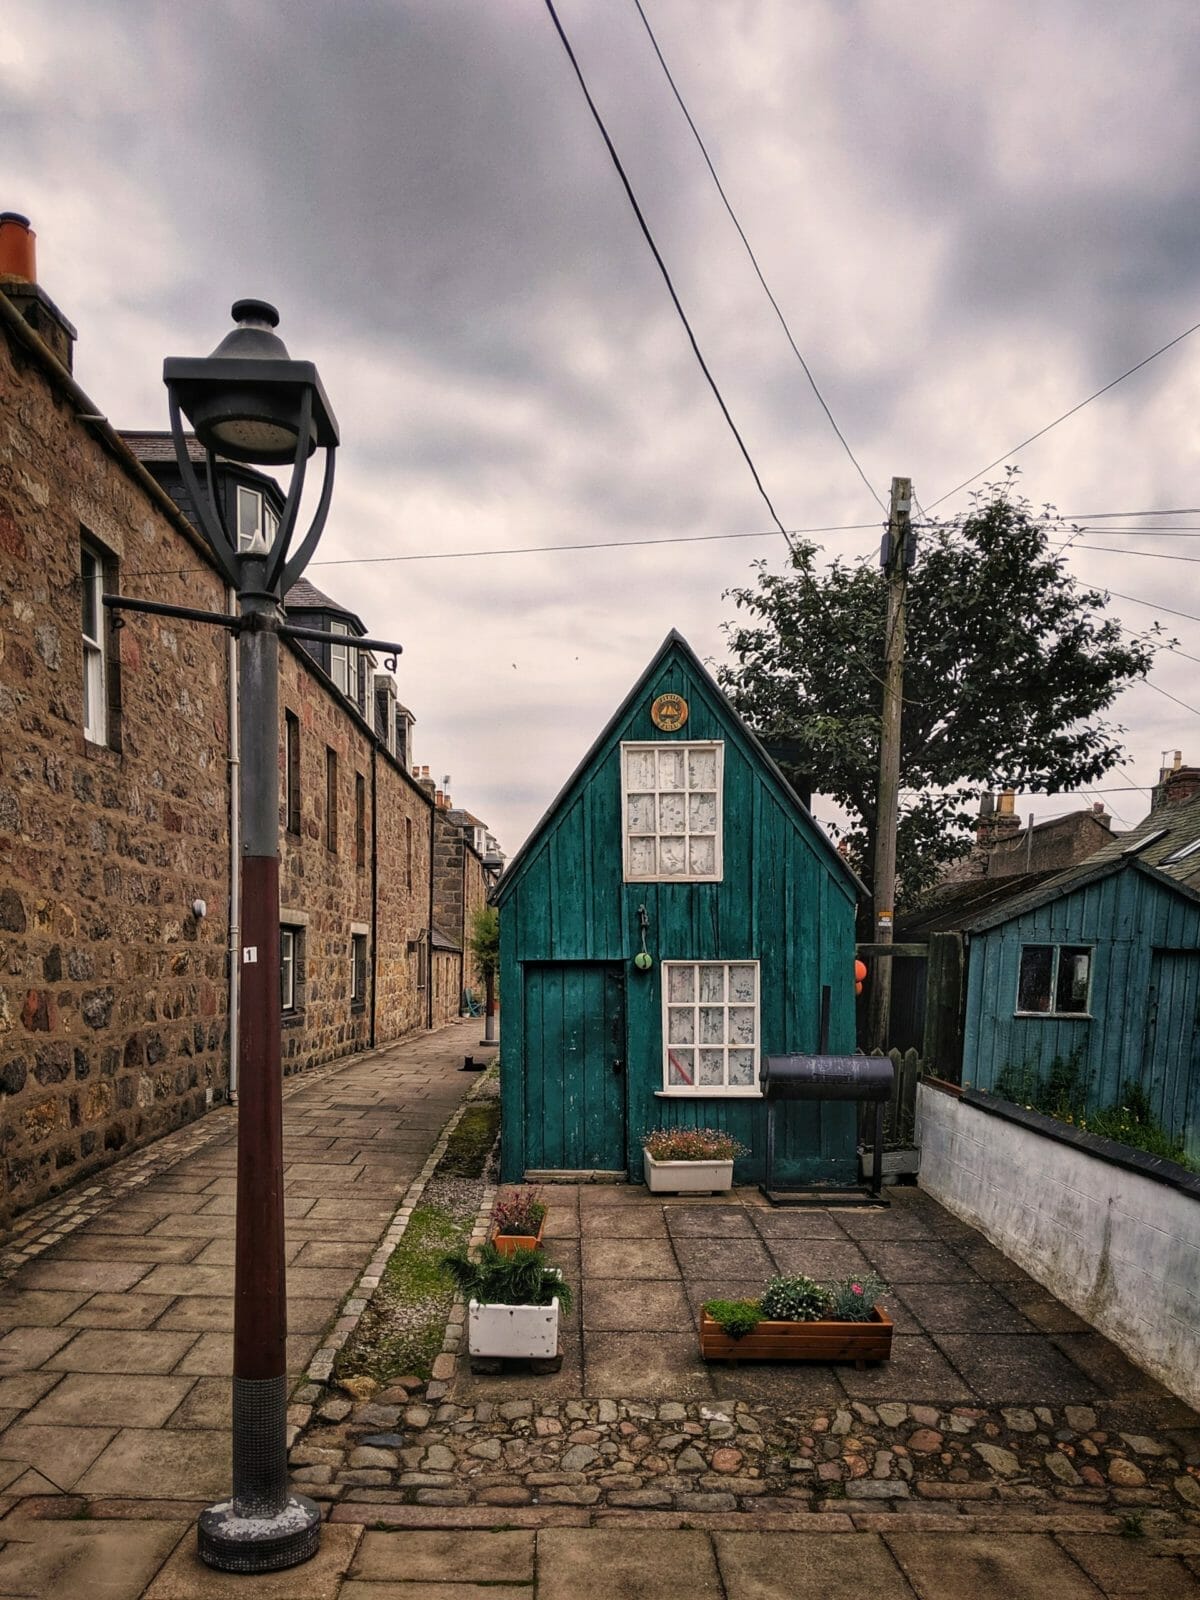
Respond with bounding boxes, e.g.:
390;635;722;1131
858;1046;923;1149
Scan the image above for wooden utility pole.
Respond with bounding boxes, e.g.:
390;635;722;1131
866;476;913;1052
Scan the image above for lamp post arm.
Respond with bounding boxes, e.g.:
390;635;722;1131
264;387;313;593
103;594;243;631
279;445;337;595
167;393;241;588
278;624;404;666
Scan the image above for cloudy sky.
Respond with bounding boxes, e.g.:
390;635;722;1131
5;0;1200;854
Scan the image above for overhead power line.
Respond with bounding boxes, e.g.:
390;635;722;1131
1053;541;1200;565
1059;507;1200;520
926;316;1200;512
630;0;887;516
1080;584;1200;628
541;0;795;551
124;520;883;582
1143;677;1200;717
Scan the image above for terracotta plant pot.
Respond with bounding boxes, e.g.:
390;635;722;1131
699;1306;893;1367
489;1214;546;1256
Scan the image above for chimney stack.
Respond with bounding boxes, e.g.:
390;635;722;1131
0;213;76;372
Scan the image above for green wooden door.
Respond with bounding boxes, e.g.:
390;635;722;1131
1145;950;1200;1161
524;963;626;1171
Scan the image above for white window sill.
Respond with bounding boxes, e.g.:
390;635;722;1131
655;1089;762;1099
1013;1011;1093;1021
625;875;723;885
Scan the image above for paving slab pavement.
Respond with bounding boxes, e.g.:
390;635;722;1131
2;1025;1199;1595
0;1020;481;1542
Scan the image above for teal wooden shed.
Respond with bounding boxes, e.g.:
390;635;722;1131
494;631;864;1186
962;792;1200;1160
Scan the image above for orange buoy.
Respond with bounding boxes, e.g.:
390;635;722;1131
854;958;867;982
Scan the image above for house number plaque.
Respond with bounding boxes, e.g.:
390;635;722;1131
650;693;688;732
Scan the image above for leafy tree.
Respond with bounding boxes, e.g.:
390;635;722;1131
468;904;500;1037
719;475;1161;908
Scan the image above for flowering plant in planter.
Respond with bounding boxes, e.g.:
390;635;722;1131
641;1127;748;1194
642;1128;747;1162
489;1187;547;1256
700;1267;892;1364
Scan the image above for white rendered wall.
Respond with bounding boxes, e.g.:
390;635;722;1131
917;1083;1200;1410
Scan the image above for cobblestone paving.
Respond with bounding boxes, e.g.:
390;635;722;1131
295;1183;1200;1533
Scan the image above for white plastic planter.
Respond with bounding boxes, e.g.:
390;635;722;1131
643;1151;735;1194
468;1297;560;1359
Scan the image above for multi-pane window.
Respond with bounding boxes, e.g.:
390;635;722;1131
329;620;351;696
285;711;301;834
351;932;368;1009
236;485;279;552
662;961;759;1093
621;742;723;881
325;747;338;851
280;927;298;1013
355;773;366;870
1016;945;1092;1016
81;541;107;743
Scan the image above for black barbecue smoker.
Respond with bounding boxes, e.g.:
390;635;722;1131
760;1051;895;1205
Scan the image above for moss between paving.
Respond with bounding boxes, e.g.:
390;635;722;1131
333;1095;500;1385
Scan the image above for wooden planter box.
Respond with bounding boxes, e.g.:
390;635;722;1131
644;1152;735;1194
489;1215;546;1256
699;1306;892;1366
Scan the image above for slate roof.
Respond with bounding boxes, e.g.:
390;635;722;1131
964;789;1200;933
121;429;204;463
284;578;366;633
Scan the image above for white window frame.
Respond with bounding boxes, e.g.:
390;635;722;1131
329;619;351;696
350;930;368;1007
81;540;107;744
1014;943;1094;1018
659;960;760;1097
236;485;279;552
620;741;724;883
280;927;298;1013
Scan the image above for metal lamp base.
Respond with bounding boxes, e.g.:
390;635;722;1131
197;1493;322;1573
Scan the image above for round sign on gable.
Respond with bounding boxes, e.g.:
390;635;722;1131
650;693;689;732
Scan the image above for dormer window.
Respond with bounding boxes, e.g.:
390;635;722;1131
329;619;351;695
236;485;279;552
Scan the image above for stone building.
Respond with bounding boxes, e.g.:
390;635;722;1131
0;215;497;1221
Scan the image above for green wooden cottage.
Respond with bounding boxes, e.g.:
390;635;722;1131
962;785;1200;1160
494;631;864;1186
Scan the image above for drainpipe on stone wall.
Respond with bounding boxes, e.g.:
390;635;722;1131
369;752;378;1049
427;804;436;1030
226;585;241;1102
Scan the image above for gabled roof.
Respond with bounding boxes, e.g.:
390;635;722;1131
964;789;1200;934
494;629;865;905
284;578;367;634
966;854;1200;934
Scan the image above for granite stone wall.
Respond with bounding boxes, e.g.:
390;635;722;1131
0;314;232;1216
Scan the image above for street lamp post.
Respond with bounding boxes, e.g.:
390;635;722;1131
103;301;404;1572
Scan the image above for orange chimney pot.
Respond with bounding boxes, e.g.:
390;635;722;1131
0;213;36;283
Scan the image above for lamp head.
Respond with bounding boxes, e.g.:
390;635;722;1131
164;301;338;467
